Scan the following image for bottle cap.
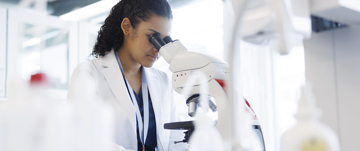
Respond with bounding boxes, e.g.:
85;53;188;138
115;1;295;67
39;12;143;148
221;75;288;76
30;72;48;85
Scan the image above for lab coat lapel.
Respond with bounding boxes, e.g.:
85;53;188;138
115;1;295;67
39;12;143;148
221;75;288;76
145;68;167;151
100;50;136;132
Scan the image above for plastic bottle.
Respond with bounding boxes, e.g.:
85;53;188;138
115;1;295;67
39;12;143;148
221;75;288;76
0;72;115;151
280;86;340;151
188;113;225;151
0;73;71;151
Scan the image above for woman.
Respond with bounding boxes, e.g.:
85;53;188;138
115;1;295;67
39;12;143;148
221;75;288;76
67;0;186;150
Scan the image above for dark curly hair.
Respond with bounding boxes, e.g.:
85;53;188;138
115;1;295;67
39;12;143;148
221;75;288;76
92;0;173;57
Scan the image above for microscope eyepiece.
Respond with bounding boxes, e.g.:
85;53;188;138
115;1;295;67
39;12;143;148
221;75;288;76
149;33;166;51
163;36;173;44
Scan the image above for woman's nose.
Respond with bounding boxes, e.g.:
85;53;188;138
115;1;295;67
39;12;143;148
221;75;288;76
152;46;159;52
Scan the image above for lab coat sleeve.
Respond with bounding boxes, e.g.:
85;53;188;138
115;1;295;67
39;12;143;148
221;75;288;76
67;62;98;102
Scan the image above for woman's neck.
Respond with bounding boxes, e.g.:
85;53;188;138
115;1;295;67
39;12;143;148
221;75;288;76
117;48;141;76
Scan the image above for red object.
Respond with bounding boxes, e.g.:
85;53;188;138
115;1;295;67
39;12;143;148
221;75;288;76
245;99;258;120
30;73;48;84
215;79;257;120
215;79;225;88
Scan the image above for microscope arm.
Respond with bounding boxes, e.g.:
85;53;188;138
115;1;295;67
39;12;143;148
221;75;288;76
149;34;263;148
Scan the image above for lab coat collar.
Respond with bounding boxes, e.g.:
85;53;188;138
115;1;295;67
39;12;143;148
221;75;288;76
99;50;137;133
144;68;167;151
100;50;167;150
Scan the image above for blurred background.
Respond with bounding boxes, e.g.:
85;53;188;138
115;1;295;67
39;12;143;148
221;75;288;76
0;0;359;150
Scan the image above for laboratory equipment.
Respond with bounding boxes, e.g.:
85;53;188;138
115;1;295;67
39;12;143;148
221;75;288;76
148;33;265;150
187;110;224;151
0;73;115;151
280;86;340;151
0;73;70;151
228;0;360;150
230;0;312;55
230;0;360;150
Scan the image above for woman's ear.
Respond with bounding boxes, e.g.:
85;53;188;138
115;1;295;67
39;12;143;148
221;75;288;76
121;18;132;35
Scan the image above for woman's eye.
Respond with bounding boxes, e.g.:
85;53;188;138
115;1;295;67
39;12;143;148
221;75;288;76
146;34;153;39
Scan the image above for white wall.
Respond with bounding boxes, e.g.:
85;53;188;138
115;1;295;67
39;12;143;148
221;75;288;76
0;8;6;98
333;24;360;150
304;24;360;150
303;30;339;135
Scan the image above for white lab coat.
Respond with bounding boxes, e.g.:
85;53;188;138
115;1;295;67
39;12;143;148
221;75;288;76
67;50;186;151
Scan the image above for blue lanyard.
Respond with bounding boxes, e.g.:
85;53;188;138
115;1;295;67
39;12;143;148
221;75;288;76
115;50;149;149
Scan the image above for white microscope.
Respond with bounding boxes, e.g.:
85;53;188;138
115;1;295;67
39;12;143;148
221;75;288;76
148;33;265;150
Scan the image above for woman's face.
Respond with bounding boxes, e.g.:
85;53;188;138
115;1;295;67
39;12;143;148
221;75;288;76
123;15;172;68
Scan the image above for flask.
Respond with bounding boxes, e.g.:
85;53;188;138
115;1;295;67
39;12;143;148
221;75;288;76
188;113;225;151
280;86;340;151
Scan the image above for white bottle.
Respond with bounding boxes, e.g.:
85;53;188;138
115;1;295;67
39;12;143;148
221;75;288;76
280;86;340;151
188;113;225;151
0;73;115;151
0;73;71;151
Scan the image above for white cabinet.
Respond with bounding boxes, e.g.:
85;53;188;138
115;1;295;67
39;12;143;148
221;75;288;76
333;25;360;151
7;9;77;99
2;8;102;100
304;24;360;150
311;0;360;24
